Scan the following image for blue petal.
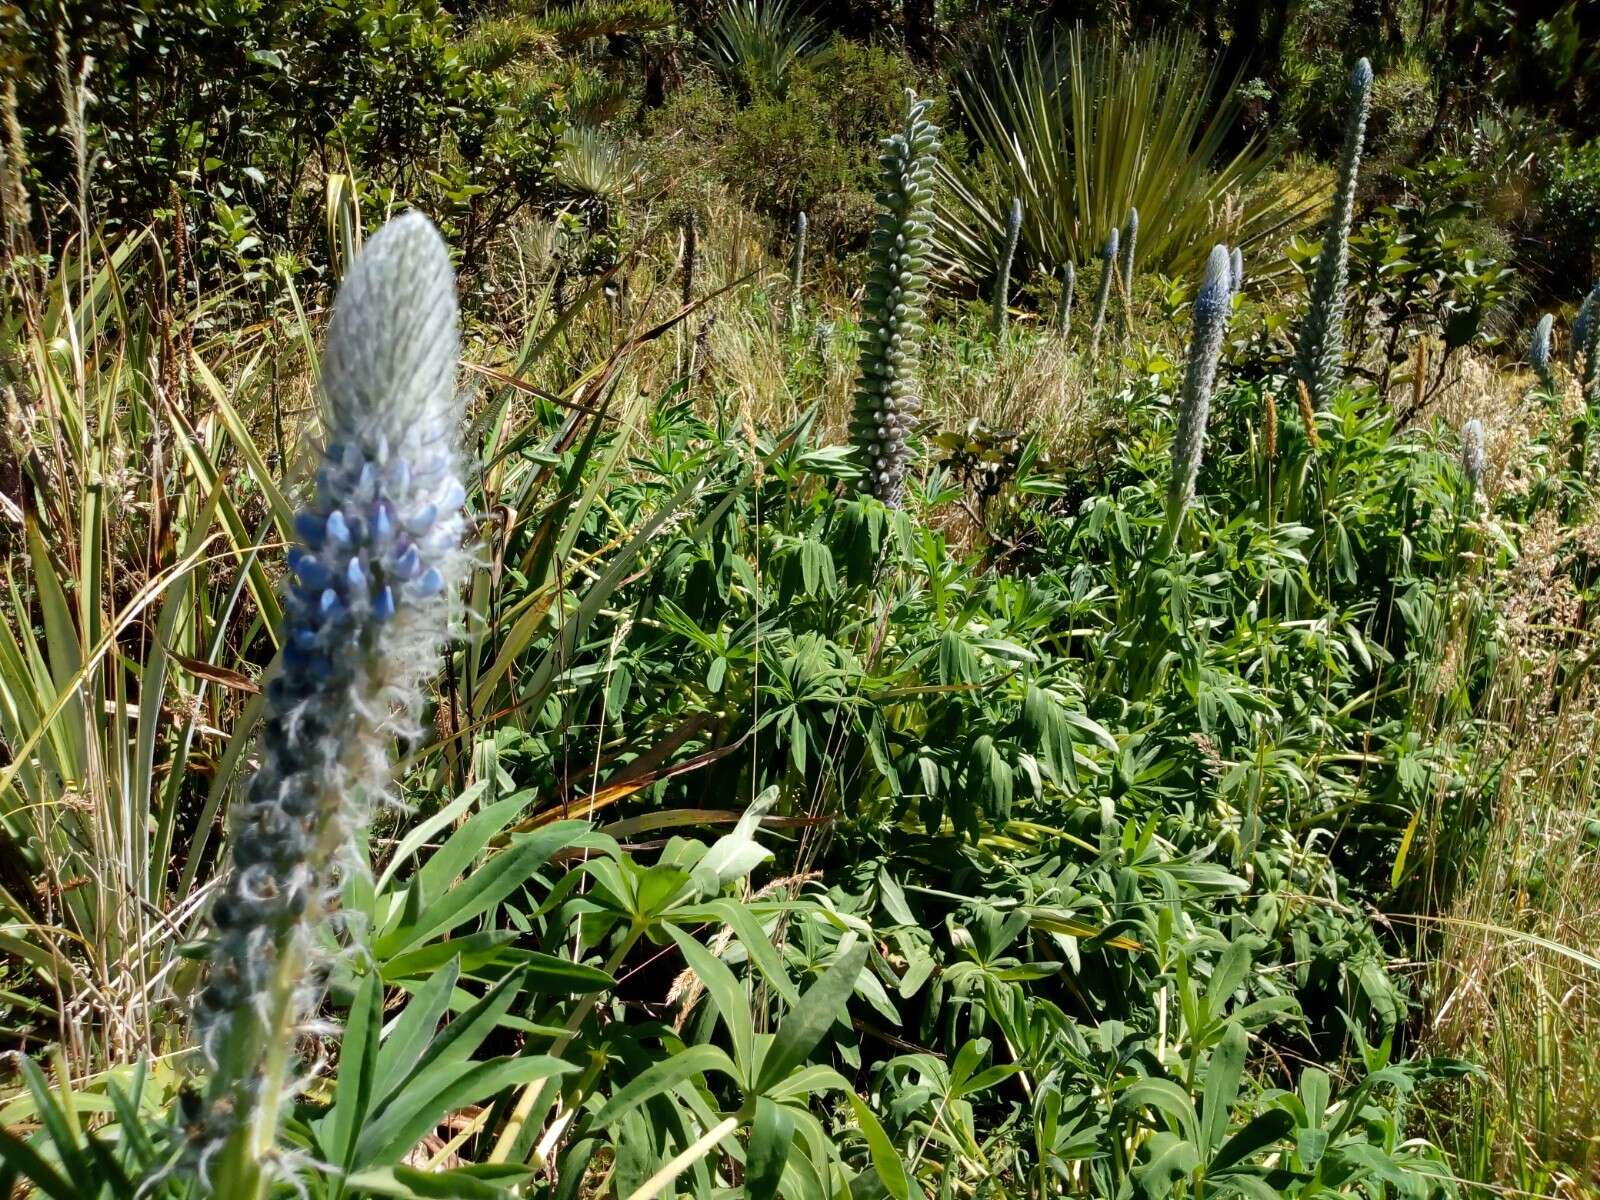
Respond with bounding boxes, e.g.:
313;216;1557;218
325;510;351;544
372;503;394;540
393;545;421;579
373;586;396;621
415;568;444;598
319;588;342;616
346;557;367;589
287;549;330;589
405;504;437;535
440;480;466;510
293;512;326;549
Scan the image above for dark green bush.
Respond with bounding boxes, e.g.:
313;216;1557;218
1540;138;1600;289
3;0;560;275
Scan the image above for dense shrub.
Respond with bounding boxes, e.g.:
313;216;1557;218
1539;138;1600;289
2;0;560;273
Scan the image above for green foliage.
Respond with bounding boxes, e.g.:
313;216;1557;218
1541;138;1600;284
700;0;821;98
4;0;562;278
934;27;1313;299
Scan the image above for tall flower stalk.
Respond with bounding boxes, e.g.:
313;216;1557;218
789;209;807;324
1461;417;1486;497
191;212;467;1197
1230;247;1244;295
992;195;1022;335
1056;261;1076;338
1579;281;1600;404
1162;244;1235;551
1120;207;1139;300
1090;227;1119;354
851;89;940;507
1530;313;1557;396
1294;57;1373;409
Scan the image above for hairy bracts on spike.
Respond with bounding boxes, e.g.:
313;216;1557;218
850;90;941;508
993;195;1023;335
1294;57;1372;409
1166;245;1235;543
191;211;468;1195
1090;227;1119;354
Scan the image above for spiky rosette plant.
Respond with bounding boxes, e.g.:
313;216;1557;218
1294;57;1373;409
190;211;468;1198
1163;244;1235;550
1056;260;1076;337
1089;226;1119;354
992;195;1022;335
1530;313;1557;396
851;89;940;507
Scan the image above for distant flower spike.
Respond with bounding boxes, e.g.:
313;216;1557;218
191;212;467;1196
1165;245;1235;547
1461;418;1486;494
1056;261;1076;338
1579;281;1600;404
1120;207;1139;300
1530;313;1557;396
993;195;1022;335
1090;227;1119;355
1230;247;1244;294
1569;284;1595;368
1295;57;1373;409
850;90;940;507
790;210;807;311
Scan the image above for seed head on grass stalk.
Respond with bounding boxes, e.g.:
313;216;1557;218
851;89;940;508
1163;244;1234;551
190;211;467;1197
1294;57;1373;409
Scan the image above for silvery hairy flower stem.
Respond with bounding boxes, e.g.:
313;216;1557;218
1579;281;1600;404
1569;283;1595;369
1162;245;1235;553
1530;313;1557;396
1120;207;1138;301
1056;261;1075;337
851;89;940;507
1089;227;1119;355
1230;247;1244;295
992;195;1022;335
1461;417;1486;496
192;212;466;1197
1295;57;1373;410
789;210;807;323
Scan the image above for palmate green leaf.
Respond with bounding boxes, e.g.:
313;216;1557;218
744;1096;795;1200
375;820;599;957
328;970;382;1174
668;925;758;1087
755;939;869;1096
591;1043;738;1129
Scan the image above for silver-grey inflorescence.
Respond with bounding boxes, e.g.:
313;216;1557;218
851;89;940;507
1056;260;1076;337
1461;417;1486;494
1165;244;1236;544
190;211;468;1187
1578;280;1600;403
993;195;1023;335
1230;246;1245;295
1530;313;1557;396
791;210;808;306
1120;207;1139;301
1294;57;1373;410
1089;226;1119;354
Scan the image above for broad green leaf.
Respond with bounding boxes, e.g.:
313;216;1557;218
756;939;868;1096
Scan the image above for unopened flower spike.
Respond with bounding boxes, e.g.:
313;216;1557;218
1164;244;1235;551
190;210;467;1199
